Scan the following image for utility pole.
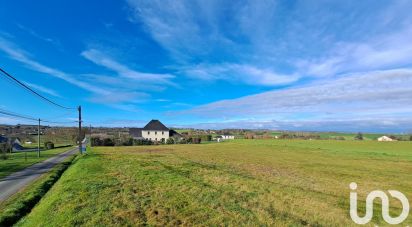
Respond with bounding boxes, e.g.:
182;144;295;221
78;106;82;154
38;118;40;158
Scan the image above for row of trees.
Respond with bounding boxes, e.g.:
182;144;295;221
90;136;204;147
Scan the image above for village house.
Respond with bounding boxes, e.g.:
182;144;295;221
129;120;181;142
377;135;396;141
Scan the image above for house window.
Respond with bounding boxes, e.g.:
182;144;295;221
155;131;157;135
148;131;150;135
162;131;164;135
155;138;157;141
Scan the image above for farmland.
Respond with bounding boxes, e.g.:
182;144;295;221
18;140;412;226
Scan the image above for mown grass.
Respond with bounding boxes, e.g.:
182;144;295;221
0;154;77;226
18;140;412;226
0;146;74;179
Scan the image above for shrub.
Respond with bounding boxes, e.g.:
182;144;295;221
91;137;103;146
192;137;201;144
166;138;174;144
133;139;153;146
44;141;54;150
122;138;134;146
102;138;115;146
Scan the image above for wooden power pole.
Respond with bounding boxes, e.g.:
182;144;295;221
78;106;82;154
37;118;40;158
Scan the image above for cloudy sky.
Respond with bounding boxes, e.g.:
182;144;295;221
0;0;411;132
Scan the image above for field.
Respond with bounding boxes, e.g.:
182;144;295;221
18;140;412;226
0;147;74;179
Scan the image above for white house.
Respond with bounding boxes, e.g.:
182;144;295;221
377;136;396;141
129;120;181;142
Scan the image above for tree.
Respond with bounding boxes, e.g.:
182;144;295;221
0;143;10;160
355;132;363;140
409;135;412;141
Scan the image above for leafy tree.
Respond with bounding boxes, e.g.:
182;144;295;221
355;132;363;140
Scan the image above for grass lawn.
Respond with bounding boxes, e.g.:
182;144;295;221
0;146;74;179
18;140;412;226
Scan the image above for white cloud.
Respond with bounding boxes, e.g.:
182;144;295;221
81;49;175;86
0;36;151;109
296;26;412;77
174;118;412;133
176;69;412;121
0;36;108;95
182;63;298;86
23;81;61;97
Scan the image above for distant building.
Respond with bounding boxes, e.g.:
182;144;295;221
12;138;23;151
377;136;396;141
0;135;7;143
129;120;182;142
221;134;235;140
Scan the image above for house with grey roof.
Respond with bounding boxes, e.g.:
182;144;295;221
129;120;181;142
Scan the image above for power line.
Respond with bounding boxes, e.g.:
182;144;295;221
0;108;76;124
0;67;76;110
0;108;38;121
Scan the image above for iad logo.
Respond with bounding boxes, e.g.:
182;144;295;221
350;182;410;225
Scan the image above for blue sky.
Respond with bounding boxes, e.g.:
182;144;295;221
0;0;412;132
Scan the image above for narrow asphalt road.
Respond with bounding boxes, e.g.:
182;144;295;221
0;147;78;202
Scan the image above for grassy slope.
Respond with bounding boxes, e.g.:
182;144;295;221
0;147;74;179
0;155;76;226
18;140;412;226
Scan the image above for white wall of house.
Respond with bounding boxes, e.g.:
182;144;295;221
142;130;169;141
221;135;235;140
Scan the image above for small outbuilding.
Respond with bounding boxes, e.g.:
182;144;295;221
221;134;235;140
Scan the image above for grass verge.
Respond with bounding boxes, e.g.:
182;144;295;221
0;154;77;226
0;146;74;179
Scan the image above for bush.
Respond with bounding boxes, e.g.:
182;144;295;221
166;138;174;144
91;137;103;146
122;138;134;146
44;141;54;150
192;137;201;144
133;139;153;146
102;138;115;146
179;138;187;144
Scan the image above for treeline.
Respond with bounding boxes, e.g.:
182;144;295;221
243;132;328;140
90;136;209;147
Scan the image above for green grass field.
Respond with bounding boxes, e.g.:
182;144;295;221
0;147;74;179
18;140;412;226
